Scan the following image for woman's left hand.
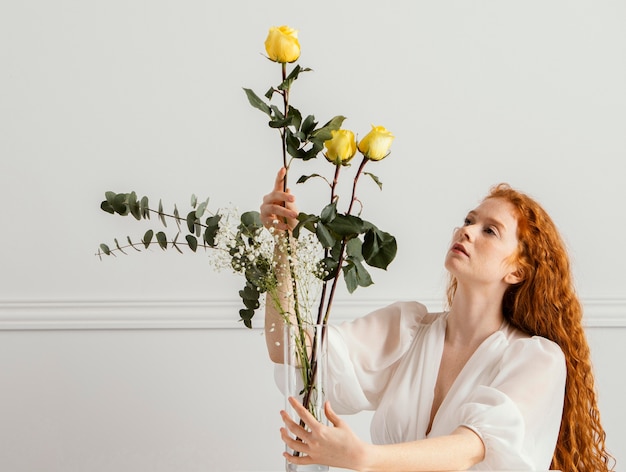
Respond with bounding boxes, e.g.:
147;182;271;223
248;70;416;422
280;396;369;470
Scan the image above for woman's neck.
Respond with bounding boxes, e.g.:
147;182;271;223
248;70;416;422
447;284;505;347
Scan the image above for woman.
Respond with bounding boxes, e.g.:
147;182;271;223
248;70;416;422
261;168;614;471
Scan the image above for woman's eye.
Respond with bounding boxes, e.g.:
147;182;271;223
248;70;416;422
463;218;471;226
484;226;497;236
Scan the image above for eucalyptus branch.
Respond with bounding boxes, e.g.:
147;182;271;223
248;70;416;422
97;236;215;259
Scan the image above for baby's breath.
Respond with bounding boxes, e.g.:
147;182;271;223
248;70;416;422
205;205;324;324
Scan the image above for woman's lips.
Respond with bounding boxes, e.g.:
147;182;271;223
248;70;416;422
451;243;469;257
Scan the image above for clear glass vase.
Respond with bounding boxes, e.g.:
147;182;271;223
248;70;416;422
284;323;329;472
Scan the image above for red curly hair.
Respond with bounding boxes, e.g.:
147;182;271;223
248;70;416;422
447;183;614;471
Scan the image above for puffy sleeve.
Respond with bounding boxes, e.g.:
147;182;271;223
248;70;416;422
458;336;566;470
325;301;430;414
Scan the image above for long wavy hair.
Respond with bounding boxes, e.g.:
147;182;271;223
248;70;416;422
446;183;614;471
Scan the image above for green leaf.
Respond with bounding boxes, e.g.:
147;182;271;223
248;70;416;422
270;105;285;121
142;229;154;248
320;202;337;224
186;234;198;252
269;117;292;129
285;130;302;158
353;259;374;288
318;257;339;281
190;194;197;208
114;238;127;255
364;172;383;190
128;192;141;220
112;193;129;215
240;282;258;300
330;239;343;260
311;115;346;142
140;196;150;219
264;87;275;100
104;191;117;205
100;200;114;214
288;106;302;131
239;211;262;237
240;282;261;310
172;233;183;254
293;213;318;237
342;262;358;293
173;205;180;230
301;115;317;137
363;228;398;270
316;222;335;248
127;236;142;252
279;64;301;90
299;140;324;161
239;281;261;329
195;198;209;218
243;88;271;116
296;173;326;185
345;238;363;260
239;309;254;329
186;211;196;233
342;259;373;293
327;214;364;237
204;214;221;247
158;199;167;227
99;243;111;256
156;231;167;250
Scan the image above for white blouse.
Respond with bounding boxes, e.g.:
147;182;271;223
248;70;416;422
325;301;567;471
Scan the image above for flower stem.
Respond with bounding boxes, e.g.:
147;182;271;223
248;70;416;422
301;160;369;428
348;156;369;215
281;62;289;190
276;62;306;350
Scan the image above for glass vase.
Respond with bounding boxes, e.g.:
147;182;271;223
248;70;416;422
284;323;329;472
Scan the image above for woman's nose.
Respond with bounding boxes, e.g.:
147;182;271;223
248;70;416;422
457;225;473;241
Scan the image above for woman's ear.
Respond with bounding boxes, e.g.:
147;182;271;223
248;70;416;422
504;267;524;285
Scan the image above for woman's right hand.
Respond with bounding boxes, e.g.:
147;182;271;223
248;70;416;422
260;168;299;232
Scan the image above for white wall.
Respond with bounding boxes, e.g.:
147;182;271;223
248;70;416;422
1;1;624;470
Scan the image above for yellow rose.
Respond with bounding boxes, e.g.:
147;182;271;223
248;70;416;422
324;129;357;165
357;125;395;161
264;26;301;64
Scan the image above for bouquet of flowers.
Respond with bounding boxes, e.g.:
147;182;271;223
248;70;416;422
98;25;397;464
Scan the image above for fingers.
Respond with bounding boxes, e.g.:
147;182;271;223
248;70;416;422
280;407;313;464
324;401;343;428
280;409;311;441
260;169;299;230
280;400;317;466
280;398;351;469
288;396;319;427
261;190;295;209
283;450;314;466
260;199;297;230
273;167;287;192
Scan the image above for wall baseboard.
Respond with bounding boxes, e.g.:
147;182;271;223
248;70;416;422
0;297;625;330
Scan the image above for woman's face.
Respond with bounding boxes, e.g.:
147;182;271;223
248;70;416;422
445;197;522;288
